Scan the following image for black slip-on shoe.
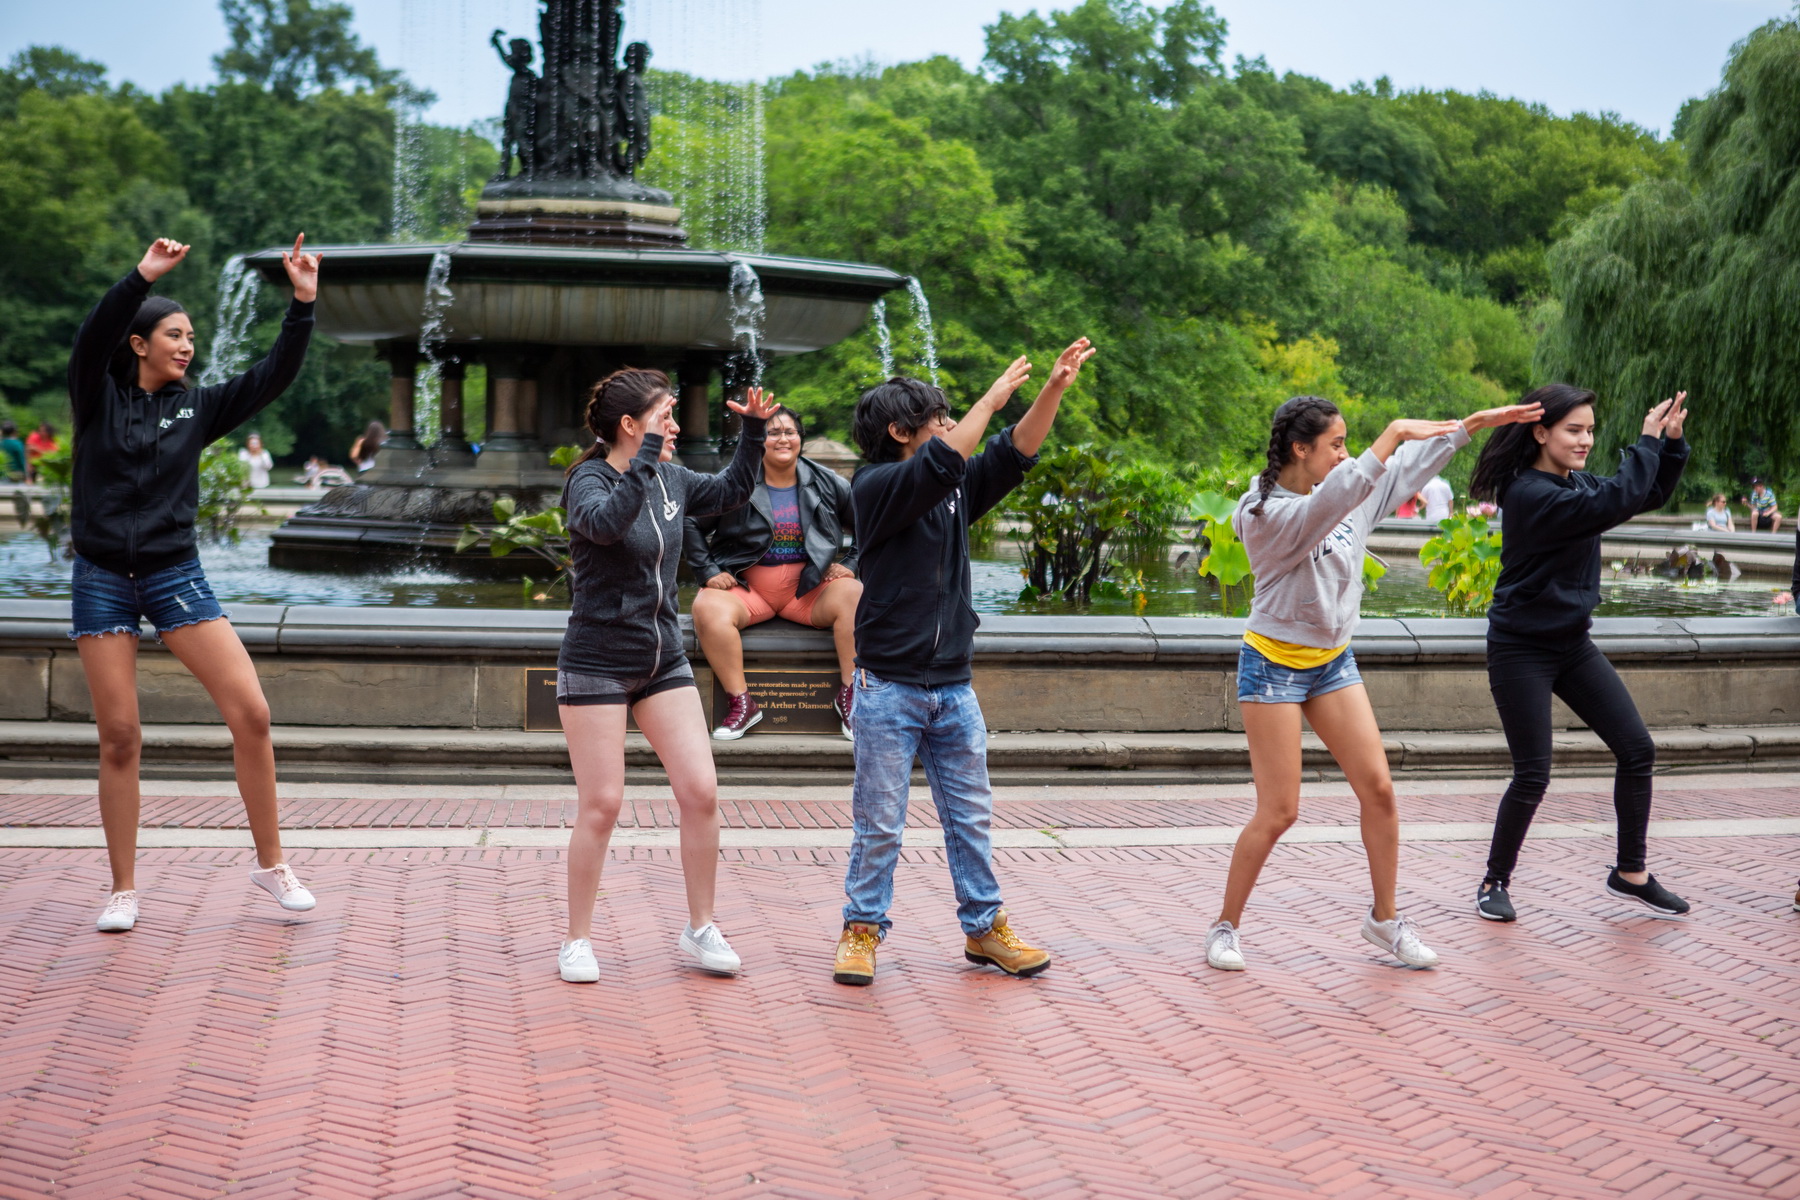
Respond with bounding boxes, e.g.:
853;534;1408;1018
1606;868;1690;916
1475;878;1516;923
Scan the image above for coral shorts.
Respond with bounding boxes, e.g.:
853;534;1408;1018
727;563;845;627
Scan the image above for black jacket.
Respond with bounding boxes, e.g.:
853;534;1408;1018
67;268;314;578
1487;434;1688;646
559;421;765;676
682;456;859;596
851;428;1036;686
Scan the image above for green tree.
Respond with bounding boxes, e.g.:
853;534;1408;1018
215;0;398;100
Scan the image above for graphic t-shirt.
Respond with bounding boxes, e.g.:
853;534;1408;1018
758;484;805;565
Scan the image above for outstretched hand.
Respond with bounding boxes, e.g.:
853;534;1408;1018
1662;391;1689;439
1461;401;1543;433
137;238;190;283
726;385;779;423
1388;418;1465;442
1642;391;1687;438
977;356;1033;412
281;233;322;303
1046;337;1096;391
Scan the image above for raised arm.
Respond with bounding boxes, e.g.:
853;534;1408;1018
564;441;660;544
682;386;774;517
939;357;1034;460
1011;337;1095;457
203;235;320;438
67;238;189;423
1639;393;1690;514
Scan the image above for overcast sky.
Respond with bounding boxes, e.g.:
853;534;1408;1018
3;0;1793;135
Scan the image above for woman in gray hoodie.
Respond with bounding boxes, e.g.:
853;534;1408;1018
1204;394;1539;973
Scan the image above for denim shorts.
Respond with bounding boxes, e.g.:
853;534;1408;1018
556;659;695;707
68;556;225;640
1236;641;1363;704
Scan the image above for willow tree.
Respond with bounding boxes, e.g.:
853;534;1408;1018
1538;12;1800;477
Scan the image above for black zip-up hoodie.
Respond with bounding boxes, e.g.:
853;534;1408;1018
559;420;765;677
67;268;315;578
851;427;1036;687
1487;434;1687;646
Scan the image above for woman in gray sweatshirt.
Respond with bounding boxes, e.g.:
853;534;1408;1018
1204;394;1540;974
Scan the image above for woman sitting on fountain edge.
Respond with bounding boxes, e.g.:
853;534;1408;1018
684;405;862;741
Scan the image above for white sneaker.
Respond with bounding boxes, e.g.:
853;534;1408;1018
1205;920;1245;971
679;923;742;974
249;863;316;912
559;939;600;983
1361;909;1440;968
96;890;138;932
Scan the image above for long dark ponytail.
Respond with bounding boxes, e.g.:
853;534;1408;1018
1468;383;1595;503
567;367;675;475
1250;395;1342;515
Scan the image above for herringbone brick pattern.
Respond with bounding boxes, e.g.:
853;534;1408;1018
2;825;1797;1197
1;780;1793;831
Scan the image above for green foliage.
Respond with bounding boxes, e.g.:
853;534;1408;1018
198;439;259;542
1418;514;1503;613
11;443;72;560
1004;444;1136;604
215;0;399;100
456;497;573;603
1191;490;1252;615
1538;12;1800;480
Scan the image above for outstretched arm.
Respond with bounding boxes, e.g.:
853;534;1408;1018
1012;338;1095;457
940;357;1033;460
67;238;189;423
204;235;319;437
684;386;776;517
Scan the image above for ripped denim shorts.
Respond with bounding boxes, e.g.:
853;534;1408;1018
68;555;225;640
1236;641;1362;704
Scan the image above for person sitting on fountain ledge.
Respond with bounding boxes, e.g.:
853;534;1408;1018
832;337;1095;988
685;405;861;742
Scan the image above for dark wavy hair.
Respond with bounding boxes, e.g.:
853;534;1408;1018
1468;383;1596;503
1250;395;1343;515
108;296;188;386
852;377;950;463
766;404;804;442
567;366;675;474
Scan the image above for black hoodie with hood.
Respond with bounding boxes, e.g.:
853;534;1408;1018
67;268;314;578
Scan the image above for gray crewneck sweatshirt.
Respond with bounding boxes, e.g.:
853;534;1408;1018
1231;427;1470;650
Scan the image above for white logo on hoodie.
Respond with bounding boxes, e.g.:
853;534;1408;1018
158;407;196;430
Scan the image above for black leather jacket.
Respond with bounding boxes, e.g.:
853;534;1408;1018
683;456;859;596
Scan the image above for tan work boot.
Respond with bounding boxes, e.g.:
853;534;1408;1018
833;921;880;986
963;910;1051;977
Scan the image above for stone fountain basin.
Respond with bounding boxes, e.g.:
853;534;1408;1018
244;242;907;355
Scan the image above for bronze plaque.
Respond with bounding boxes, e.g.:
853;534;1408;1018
714;669;842;735
524;667;561;731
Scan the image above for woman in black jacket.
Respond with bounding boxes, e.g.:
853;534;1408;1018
70;235;322;934
1468;383;1691;925
684;406;862;741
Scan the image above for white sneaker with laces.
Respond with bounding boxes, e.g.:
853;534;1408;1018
1361;909;1440;968
1205;920;1245;971
679;923;742;974
249;863;316;912
559;939;600;983
96;890;138;932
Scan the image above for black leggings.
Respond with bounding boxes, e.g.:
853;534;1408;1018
1485;637;1655;881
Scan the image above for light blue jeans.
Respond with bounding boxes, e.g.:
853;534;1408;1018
842;670;1003;937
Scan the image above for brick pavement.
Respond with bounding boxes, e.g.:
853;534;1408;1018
1;795;1797;1199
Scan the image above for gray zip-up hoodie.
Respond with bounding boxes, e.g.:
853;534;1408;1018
1231;427;1470;650
559;420;765;677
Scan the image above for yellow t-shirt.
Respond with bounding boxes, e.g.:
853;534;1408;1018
1243;630;1348;670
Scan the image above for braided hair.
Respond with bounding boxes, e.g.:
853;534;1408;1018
567;367;675;475
1250;395;1342;515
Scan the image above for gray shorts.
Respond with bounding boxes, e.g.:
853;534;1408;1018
556;659;695;707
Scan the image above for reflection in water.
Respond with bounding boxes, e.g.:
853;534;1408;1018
0;530;1786;619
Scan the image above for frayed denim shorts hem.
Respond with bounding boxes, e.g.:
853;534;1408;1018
1236;642;1362;704
68;556;226;641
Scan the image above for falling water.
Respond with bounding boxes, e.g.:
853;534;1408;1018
726;258;766;384
413;250;456;448
199;256;263;388
871;299;894;380
906;278;940;387
389;93;430;241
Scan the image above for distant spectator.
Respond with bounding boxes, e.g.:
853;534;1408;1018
349;420;386;471
24;421;58;481
0;421;25;482
1704;493;1735;533
1421;474;1454;522
1394;490;1424;519
297;456;353;489
1746;479;1781;532
1776;524;1797;607
237;433;273;489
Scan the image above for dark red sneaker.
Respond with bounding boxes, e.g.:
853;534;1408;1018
834;683;853;741
711;691;761;741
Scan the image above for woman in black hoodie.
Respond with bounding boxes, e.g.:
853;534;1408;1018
554;367;776;985
69;236;321;934
1468;383;1690;925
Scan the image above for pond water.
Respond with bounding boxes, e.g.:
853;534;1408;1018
0;528;1789;619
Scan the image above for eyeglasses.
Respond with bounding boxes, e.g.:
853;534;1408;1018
766;429;802;441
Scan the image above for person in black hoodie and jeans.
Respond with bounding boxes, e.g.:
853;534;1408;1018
70;235;322;934
1468;383;1692;925
832;337;1094;987
553;367;778;985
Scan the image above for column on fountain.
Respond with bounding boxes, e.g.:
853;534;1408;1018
675;355;723;473
456;348;562;488
369;341;430;480
433;356;475;465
